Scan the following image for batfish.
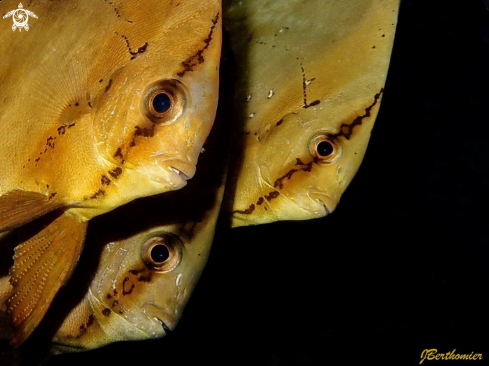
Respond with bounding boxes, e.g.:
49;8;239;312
0;0;222;345
222;0;399;227
0;110;229;356
0;46;233;357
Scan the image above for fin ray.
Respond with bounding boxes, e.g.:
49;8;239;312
0;190;64;233
6;212;87;346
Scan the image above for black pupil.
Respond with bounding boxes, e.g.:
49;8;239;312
152;92;172;114
317;140;334;157
150;244;170;263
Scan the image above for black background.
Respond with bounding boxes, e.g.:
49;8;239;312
42;0;489;365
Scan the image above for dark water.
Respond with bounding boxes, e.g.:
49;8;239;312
12;0;489;365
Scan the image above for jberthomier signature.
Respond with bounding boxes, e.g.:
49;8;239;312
420;349;483;364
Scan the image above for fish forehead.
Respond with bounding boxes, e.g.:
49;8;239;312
225;0;399;225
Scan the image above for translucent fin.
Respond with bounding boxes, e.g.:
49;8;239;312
0;190;63;233
6;212;87;346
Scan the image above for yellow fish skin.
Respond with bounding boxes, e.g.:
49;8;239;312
0;54;233;354
223;0;399;227
0;0;221;345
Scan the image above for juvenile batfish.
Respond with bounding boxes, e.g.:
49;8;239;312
0;100;230;355
0;0;221;345
222;0;399;227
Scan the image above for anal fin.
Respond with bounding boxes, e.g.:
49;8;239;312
6;211;88;346
0;190;64;233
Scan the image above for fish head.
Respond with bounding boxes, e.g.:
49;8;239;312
90;228;196;338
225;0;399;226
50;223;213;352
253;93;381;221
91;1;222;193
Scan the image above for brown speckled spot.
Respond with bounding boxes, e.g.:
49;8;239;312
265;191;280;201
101;175;111;186
109;167;122;179
233;203;255;215
102;308;111;317
122;277;135;295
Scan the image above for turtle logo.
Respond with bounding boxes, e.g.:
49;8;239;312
3;3;38;31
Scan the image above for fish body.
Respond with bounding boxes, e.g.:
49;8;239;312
223;0;399;227
0;0;222;344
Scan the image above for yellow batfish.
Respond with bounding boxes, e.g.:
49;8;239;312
0;93;230;355
222;0;399;227
0;0;221;345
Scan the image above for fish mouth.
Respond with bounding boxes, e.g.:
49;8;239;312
307;188;338;216
155;317;172;335
143;303;177;336
155;158;196;186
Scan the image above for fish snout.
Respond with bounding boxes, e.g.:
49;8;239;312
156;157;196;184
306;188;339;216
143;303;178;336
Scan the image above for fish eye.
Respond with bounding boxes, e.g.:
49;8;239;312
151;91;173;115
142;79;187;125
309;134;341;165
142;234;183;273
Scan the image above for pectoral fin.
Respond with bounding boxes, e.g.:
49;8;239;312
0;190;64;233
6;211;87;346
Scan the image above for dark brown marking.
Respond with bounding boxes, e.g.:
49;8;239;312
114;147;124;163
276;119;283;126
307;100;320;108
333;89;383;140
274;160;313;189
112;299;119;307
89;189;105;199
115;32;148;60
101;175;111;186
86;314;94;327
107;1;133;23
129;268;152;282
265;191;280;201
256;197;264;205
122;277;135;295
48;193;57;200
46;136;55;148
57;126;66;135
300;64;320;108
104;79;113;93
130;124;155;146
109;167;123;179
113;288;118;296
233;203;255;215
102;308;111;317
75;102;79;107
106;293;112;299
177;12;220;77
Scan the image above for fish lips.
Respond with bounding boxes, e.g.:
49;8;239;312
142;303;178;336
154;158;197;188
304;188;338;216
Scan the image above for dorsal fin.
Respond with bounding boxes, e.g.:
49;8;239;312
6;211;87;346
0;190;64;233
